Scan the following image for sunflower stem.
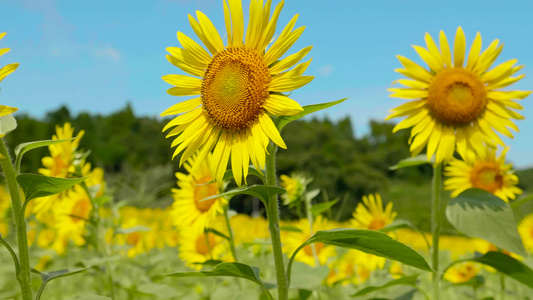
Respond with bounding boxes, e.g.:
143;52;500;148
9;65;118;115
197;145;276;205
500;273;505;300
303;193;319;267
0;138;32;300
431;163;443;300
223;205;238;262
265;143;288;300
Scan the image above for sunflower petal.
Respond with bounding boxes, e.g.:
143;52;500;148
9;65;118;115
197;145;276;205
258;113;286;149
453;27;466;68
269;45;312;75
439;30;452;68
0;63;19;82
229;0;244;46
466;32;482;70
161;98;202;117
264;94;303;116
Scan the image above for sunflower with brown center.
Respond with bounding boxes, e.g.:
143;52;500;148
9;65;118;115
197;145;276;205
161;0;313;185
386;27;530;164
444;147;521;202
170;154;226;232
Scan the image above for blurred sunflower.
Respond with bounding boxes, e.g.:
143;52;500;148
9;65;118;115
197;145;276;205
387;27;530;164
54;186;92;246
0;32;19;119
518;214;533;252
0;185;10;236
443;261;480;283
170;154;226;231
162;0;313;185
178;230;227;270
282;216;336;267
444;147;521;202
326;250;371;286
351;193;397;230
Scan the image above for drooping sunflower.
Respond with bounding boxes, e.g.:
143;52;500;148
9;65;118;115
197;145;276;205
444;147;521;202
170;154;226;231
162;0;313;186
387;27;530;164
0;32;19;119
351;193;397;230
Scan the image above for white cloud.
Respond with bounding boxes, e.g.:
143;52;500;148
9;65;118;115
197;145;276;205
318;64;333;76
94;46;121;61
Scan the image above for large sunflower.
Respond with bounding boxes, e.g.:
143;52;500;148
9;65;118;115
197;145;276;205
0;32;19;118
443;147;521;202
386;27;530;164
162;0;313;185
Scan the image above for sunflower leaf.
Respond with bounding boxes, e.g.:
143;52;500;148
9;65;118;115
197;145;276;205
445;188;527;256
275;98;348;131
379;219;431;251
164;262;273;298
351;274;420;297
200;184;285;205
389;155;433;170
287;229;432;285
310;199;338;217
17;173;88;202
32;266;91;297
15;138;74;158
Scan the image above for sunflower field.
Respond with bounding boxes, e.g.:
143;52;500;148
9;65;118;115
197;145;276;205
1;1;533;300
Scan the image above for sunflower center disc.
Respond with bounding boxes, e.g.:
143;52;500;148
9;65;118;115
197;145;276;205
202;47;271;132
71;199;91;223
193;176;218;212
470;162;503;193
195;233;216;255
427;68;487;126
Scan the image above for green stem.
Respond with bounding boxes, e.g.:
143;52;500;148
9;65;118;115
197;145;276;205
265;143;288;300
0;139;32;300
431;163;442;300
303;193;319;267
223;205;238;262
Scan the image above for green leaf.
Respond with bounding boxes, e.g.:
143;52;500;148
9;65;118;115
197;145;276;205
17;173;87;202
389;155;432;170
165;262;272;299
200;185;285;205
510;194;533;209
221;166;265;184
287;229;431;285
33;267;91;299
289;263;329;290
206;228;229;240
0;234;19;275
351;274;420;297
467;252;533;288
275;98;347;131
15;138;74;164
445;188;527;256
0;114;17;136
379;219;431;251
115;225;152;234
310;199;338;217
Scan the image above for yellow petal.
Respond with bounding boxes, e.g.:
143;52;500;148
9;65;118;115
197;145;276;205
270;75;313;92
258;113;286;149
161;98;202;117
396;56;433;83
392;108;428;133
473;39;502;74
391;79;429;89
0;63;19;82
427;122;442;161
0;48;10;58
386;100;426;120
163;107;203;131
229;0;244;46
264;27;305;66
388;88;428;99
487;91;531;101
188;15;218;55
453;27;466;68
0;105;18;117
258;0;284;51
166;54;205;77
439;30;452;68
264;94;303;116
412;45;443;72
239;131;250;184
481;59;518;82
424;33;444;66
223;0;232;46
196;11;225;53
167;47;208;69
177;32;212;64
269;45;312;75
466;32;482;70
435;125;455;164
231;134;244;186
487;74;525;90
162;74;203;89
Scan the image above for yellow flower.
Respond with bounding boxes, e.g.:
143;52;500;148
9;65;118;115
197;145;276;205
280;173;310;205
0;186;10;236
518;214;533;252
230;214;269;245
389;261;404;279
35;255;52;272
386;27;530;164
326;250;371;286
351;193;397;230
178;230;228;270
162;0;313;185
282;216;336;267
38;123;85;178
171;154;226;232
443;262;480;283
444;147;521;202
54;186;92;246
0;32;19;118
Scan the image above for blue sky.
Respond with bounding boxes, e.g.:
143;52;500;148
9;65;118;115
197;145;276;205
1;0;533;167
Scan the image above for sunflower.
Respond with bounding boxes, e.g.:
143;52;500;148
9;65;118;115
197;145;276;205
443;261;480;284
282;216;336;267
170;154;226;232
54;185;92;246
351;193;397;230
386;27;530;164
178;229;228;270
518;214;533;252
162;0;313;186
326;250;371;286
0;32;19;119
444;147;521;202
